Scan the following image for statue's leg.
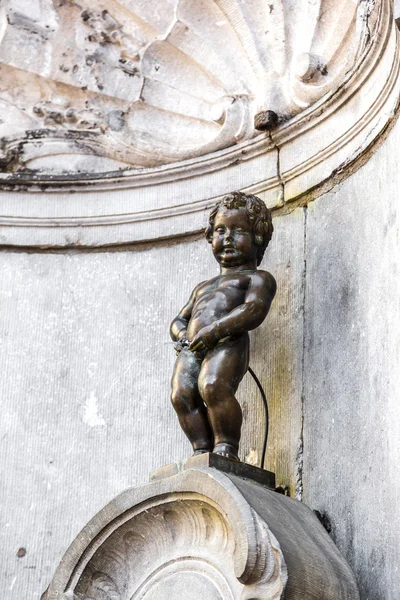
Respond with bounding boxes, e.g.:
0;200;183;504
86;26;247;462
198;336;249;460
171;348;214;453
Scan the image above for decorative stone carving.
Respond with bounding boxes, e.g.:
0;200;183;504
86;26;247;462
43;460;359;600
0;0;380;171
0;0;399;247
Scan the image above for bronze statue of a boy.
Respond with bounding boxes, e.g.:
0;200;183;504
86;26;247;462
170;191;276;461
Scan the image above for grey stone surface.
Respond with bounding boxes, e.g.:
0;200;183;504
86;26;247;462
0;210;304;600
45;466;358;600
252;208;305;496
302;115;400;599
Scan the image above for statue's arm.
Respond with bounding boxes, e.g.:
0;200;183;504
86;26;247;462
215;271;276;335
189;272;276;351
241;270;276;329
169;283;202;342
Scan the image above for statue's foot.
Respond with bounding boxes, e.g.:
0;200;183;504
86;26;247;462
213;443;240;462
192;449;211;456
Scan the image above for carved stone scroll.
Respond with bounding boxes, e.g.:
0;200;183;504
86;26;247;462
43;463;359;600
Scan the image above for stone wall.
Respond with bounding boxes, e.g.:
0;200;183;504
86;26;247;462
302;117;400;599
1;103;399;600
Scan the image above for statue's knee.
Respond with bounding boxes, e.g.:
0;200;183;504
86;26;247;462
171;390;183;412
171;389;192;413
199;378;224;406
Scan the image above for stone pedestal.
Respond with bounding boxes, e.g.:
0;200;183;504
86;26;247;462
43;458;359;600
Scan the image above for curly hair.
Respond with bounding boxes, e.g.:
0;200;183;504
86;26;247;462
205;191;273;266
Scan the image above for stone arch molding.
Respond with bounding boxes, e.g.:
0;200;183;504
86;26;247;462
0;0;399;246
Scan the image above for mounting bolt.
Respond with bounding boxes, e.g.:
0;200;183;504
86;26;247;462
275;485;290;496
254;110;279;132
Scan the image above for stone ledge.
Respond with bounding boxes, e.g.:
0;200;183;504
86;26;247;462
150;452;276;490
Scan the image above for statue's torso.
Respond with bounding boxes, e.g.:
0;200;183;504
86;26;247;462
186;272;253;340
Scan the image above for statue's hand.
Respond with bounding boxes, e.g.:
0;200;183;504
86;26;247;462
189;325;219;353
174;337;189;355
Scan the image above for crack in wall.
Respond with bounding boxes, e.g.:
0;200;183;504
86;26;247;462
296;205;308;501
361;0;375;46
270;131;285;208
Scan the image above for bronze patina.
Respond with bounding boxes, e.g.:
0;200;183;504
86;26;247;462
170;191;276;461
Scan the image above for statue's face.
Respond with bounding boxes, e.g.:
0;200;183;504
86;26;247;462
211;207;257;267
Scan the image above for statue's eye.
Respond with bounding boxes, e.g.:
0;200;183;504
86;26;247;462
215;227;225;233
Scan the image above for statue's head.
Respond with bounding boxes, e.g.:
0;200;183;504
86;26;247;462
205;191;273;266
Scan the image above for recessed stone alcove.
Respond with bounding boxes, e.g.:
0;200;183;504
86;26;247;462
1;2;400;600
